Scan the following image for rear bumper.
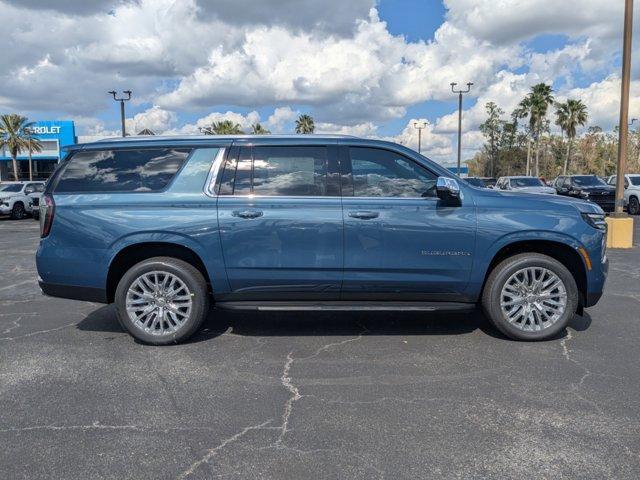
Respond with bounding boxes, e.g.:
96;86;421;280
39;281;108;303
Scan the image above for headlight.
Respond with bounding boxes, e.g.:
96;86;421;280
581;190;590;198
581;212;607;232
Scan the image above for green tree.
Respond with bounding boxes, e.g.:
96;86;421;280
201;120;244;135
555;99;588;174
295;114;315;134
479;102;504;177
518;83;554;176
250;123;270;135
0;114;43;181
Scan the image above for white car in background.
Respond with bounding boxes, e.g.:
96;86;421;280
0;181;45;220
495;176;557;194
607;174;640;215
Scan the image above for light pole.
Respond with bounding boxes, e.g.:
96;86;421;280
413;121;427;154
108;90;132;137
614;0;633;217
451;82;473;175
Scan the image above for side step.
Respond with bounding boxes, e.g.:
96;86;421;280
215;301;476;312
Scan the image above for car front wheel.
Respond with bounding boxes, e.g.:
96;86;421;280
10;202;27;220
114;257;209;345
482;253;578;340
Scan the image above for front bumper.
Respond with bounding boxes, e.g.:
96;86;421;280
0;205;11;215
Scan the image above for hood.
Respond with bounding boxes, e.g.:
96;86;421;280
481;187;603;214
0;193;15;200
576;185;615;193
513;186;556;194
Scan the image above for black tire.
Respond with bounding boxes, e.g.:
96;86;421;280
481;253;578;341
629;196;640;216
10;202;26;220
114;257;209;345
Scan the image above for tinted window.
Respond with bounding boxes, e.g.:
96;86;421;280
630;176;640;186
510;177;543;187
572;175;606;187
55;148;190;193
233;147;253;196
349;147;437;198
465;178;486;187
218;148;238;195
251;146;327;196
0;184;23;192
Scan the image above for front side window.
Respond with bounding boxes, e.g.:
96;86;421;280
630;176;640;186
54;148;191;193
349;147;437;198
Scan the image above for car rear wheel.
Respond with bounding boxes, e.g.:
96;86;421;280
629;196;640;216
10;202;27;220
482;253;578;340
115;257;209;345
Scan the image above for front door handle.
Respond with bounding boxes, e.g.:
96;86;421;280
233;209;263;219
348;210;379;220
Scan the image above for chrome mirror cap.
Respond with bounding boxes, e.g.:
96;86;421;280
436;177;460;199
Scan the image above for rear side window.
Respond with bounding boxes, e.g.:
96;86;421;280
219;146;328;196
54;148;191;193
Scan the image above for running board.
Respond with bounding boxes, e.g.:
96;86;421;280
215;301;475;312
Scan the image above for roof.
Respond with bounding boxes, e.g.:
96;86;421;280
85;134;355;144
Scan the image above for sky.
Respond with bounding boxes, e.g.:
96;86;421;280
0;0;639;164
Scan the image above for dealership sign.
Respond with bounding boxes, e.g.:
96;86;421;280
30;125;62;135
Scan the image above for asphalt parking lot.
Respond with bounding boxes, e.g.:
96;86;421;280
1;217;639;479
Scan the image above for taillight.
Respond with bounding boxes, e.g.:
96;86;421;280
40;194;55;238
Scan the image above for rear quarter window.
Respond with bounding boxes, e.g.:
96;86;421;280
54;148;191;193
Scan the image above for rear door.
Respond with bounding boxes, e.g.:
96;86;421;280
340;146;476;300
216;144;343;300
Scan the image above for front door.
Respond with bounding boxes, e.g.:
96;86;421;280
341;146;476;301
217;144;343;300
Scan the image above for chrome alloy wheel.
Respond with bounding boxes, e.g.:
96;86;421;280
499;267;568;332
126;271;193;336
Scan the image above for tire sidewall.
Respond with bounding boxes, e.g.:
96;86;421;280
11;202;25;220
115;258;209;345
483;254;578;341
629;196;639;216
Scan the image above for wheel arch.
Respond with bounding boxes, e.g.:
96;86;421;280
481;239;588;310
106;242;210;303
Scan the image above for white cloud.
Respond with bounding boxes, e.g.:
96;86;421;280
265;107;299;132
125;106;177;134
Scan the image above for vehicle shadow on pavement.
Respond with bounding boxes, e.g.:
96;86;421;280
75;304;592;344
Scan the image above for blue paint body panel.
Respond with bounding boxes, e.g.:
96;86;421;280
36;136;608;309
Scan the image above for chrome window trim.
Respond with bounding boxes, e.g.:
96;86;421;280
216;194;438;201
204;147;227;198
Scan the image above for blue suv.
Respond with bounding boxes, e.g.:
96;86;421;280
36;135;608;344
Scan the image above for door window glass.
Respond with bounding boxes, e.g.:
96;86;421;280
251;146;327;196
349;147;437;198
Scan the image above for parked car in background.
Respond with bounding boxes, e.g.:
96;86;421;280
465;177;490;188
606;174;640;215
553;175;615;212
0;181;45;219
495;176;557;194
37;135;608;344
28;183;46;220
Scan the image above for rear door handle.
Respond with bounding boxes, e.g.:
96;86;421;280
348;210;379;220
232;209;263;219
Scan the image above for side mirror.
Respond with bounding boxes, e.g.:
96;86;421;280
436;177;461;203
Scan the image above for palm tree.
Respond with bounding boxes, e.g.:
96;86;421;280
200;120;244;135
250;123;270;135
514;101;533;175
0;114;43;181
518;84;554;176
555;99;588;175
295;114;315;134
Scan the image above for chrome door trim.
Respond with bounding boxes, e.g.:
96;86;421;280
204;147;227;198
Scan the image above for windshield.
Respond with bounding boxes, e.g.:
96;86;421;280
0;184;23;192
510;177;543;187
630;176;640;186
572;175;606;187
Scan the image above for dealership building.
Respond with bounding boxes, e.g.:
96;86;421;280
0;120;76;181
